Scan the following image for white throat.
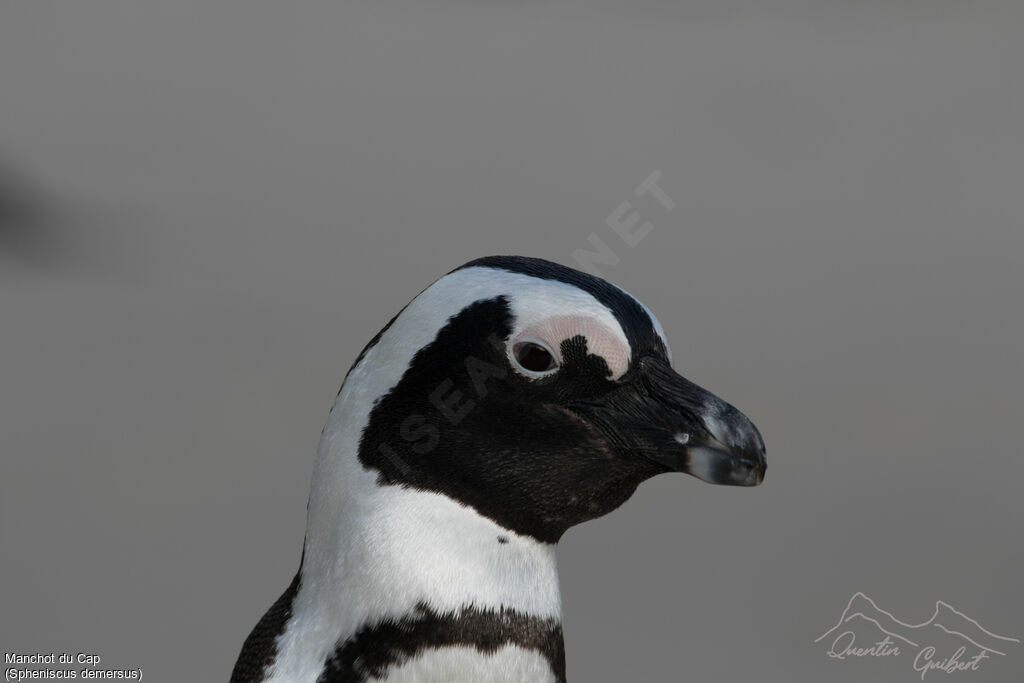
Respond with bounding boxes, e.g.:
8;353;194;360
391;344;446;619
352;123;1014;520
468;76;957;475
265;462;563;682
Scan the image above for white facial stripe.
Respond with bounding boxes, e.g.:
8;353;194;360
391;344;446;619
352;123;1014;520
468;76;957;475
644;304;672;362
612;282;672;364
500;273;632;380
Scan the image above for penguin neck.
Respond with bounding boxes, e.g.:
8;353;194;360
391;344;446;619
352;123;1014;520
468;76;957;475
297;400;564;644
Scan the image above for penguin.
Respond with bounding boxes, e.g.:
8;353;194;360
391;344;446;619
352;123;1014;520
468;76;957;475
230;255;766;683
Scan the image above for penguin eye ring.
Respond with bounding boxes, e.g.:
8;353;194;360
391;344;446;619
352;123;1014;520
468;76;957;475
512;340;559;375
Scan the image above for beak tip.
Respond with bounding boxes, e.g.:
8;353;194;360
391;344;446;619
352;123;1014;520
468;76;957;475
734;452;767;487
679;439;765;487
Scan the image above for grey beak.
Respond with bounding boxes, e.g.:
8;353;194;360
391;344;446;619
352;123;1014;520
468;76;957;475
677;401;766;486
573;355;767;486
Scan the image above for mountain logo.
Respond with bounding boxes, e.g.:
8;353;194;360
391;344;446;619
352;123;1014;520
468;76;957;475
816;592;1019;679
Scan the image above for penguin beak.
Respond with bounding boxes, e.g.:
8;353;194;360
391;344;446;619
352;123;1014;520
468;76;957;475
573;356;766;486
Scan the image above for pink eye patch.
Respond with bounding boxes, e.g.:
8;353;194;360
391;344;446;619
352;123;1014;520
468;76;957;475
514;315;631;379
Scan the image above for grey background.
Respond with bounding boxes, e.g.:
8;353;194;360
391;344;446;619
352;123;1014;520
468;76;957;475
2;2;1022;681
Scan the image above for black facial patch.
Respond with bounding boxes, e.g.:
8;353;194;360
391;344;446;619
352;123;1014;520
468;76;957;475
316;603;566;683
558;335;613;385
455;255;668;362
357;297;663;543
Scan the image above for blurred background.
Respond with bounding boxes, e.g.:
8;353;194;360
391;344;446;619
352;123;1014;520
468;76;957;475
2;2;1022;681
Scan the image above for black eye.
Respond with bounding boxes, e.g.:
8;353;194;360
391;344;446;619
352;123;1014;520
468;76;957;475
513;341;558;373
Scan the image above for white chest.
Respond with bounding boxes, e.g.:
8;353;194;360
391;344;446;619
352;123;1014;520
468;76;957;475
369;645;559;683
263;485;563;683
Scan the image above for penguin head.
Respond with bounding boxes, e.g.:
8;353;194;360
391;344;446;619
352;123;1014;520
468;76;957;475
345;255;765;544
